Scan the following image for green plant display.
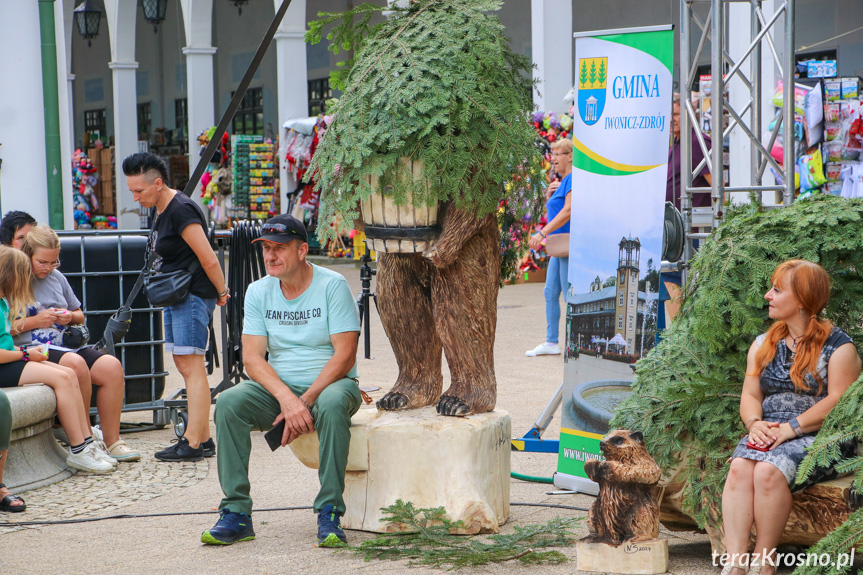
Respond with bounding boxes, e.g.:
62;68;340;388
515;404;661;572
610;196;863;574
353;500;580;569
305;0;545;279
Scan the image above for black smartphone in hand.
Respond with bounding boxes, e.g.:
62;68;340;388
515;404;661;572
264;419;286;451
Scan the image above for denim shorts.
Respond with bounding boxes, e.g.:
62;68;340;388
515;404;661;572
163;293;216;355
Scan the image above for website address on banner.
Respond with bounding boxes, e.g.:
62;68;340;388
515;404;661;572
713;550;856;571
602;114;666;131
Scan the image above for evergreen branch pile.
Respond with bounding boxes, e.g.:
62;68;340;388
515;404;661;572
305;0;545;279
609;196;863;565
354;500;580;569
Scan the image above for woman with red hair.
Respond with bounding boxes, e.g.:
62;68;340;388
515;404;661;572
720;260;861;575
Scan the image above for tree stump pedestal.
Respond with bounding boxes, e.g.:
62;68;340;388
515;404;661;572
289;406;511;534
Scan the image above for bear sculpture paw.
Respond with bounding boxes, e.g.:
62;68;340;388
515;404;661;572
436;395;471;417
376;391;411;411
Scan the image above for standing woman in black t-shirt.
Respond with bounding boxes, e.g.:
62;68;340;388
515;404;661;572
123;153;229;462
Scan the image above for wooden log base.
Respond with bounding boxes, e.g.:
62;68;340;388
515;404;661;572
659;475;859;554
577;538;669;574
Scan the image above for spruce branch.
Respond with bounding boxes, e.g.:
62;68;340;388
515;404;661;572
352;500;579;569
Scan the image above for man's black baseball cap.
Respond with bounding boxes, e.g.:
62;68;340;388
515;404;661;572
252;214;308;244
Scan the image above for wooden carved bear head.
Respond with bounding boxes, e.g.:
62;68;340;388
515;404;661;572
600;429;647;462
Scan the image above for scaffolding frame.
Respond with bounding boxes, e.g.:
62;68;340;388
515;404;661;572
679;0;796;280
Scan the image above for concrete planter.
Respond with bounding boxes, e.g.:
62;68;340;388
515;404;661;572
4;385;74;492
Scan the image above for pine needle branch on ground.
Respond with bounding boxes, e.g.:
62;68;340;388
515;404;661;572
352;500;581;569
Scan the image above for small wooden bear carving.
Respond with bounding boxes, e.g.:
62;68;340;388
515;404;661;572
583;429;662;547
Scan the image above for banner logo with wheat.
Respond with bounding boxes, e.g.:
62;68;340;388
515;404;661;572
577;57;608;126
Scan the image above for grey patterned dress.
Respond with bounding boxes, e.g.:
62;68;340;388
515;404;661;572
731;326;853;488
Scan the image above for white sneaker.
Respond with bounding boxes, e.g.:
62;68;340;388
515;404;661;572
91;439;119;468
91;426;103;442
525;342;561;357
67;445;116;474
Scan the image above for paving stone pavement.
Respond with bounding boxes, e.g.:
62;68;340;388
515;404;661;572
0;432;208;535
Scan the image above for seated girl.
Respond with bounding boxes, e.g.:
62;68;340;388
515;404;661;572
13;226;139;462
0;247;114;474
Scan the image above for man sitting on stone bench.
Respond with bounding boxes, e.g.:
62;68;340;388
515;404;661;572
201;214;362;547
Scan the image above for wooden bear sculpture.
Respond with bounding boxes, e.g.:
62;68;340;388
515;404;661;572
375;203;499;417
584;429;662;547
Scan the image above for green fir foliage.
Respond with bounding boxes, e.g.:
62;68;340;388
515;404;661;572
353;500;580;569
305;0;545;276
609;196;863;568
579;60;588;86
304;3;381;92
789;508;863;575
589;59;597;86
598;60;607;86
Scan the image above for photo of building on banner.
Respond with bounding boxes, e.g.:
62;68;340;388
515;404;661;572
555;26;673;496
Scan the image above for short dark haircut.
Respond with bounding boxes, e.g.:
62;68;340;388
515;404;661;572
122;152;170;185
0;210;37;246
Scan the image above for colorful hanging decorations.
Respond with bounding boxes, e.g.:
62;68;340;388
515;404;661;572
71;149;115;229
197;128;233;224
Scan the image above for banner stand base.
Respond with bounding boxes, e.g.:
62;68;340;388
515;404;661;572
552;472;599;496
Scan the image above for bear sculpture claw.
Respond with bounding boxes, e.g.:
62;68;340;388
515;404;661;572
436;395;470;417
376;391;410;411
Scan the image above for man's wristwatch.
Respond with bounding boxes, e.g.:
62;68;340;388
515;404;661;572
218;286;229;298
789;417;804;437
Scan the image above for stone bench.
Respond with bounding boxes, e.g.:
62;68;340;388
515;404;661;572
3;385;74;492
289;406;511;534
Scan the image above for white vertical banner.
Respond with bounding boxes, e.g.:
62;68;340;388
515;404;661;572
556;26;673;495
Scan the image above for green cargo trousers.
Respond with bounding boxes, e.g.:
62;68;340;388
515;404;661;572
214;377;362;517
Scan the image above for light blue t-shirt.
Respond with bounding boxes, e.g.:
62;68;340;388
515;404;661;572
242;264;360;389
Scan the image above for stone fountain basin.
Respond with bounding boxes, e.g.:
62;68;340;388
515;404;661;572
570;380;633;435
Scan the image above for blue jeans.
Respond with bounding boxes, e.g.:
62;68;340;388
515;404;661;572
544;256;569;344
164;293;216;355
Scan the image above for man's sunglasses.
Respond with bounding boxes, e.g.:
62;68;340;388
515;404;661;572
262;223;300;234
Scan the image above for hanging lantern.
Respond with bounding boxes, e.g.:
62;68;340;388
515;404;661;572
228;0;249;16
141;0;168;33
74;0;102;48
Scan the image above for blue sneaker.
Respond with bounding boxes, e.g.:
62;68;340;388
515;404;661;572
201;509;255;545
317;505;348;547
